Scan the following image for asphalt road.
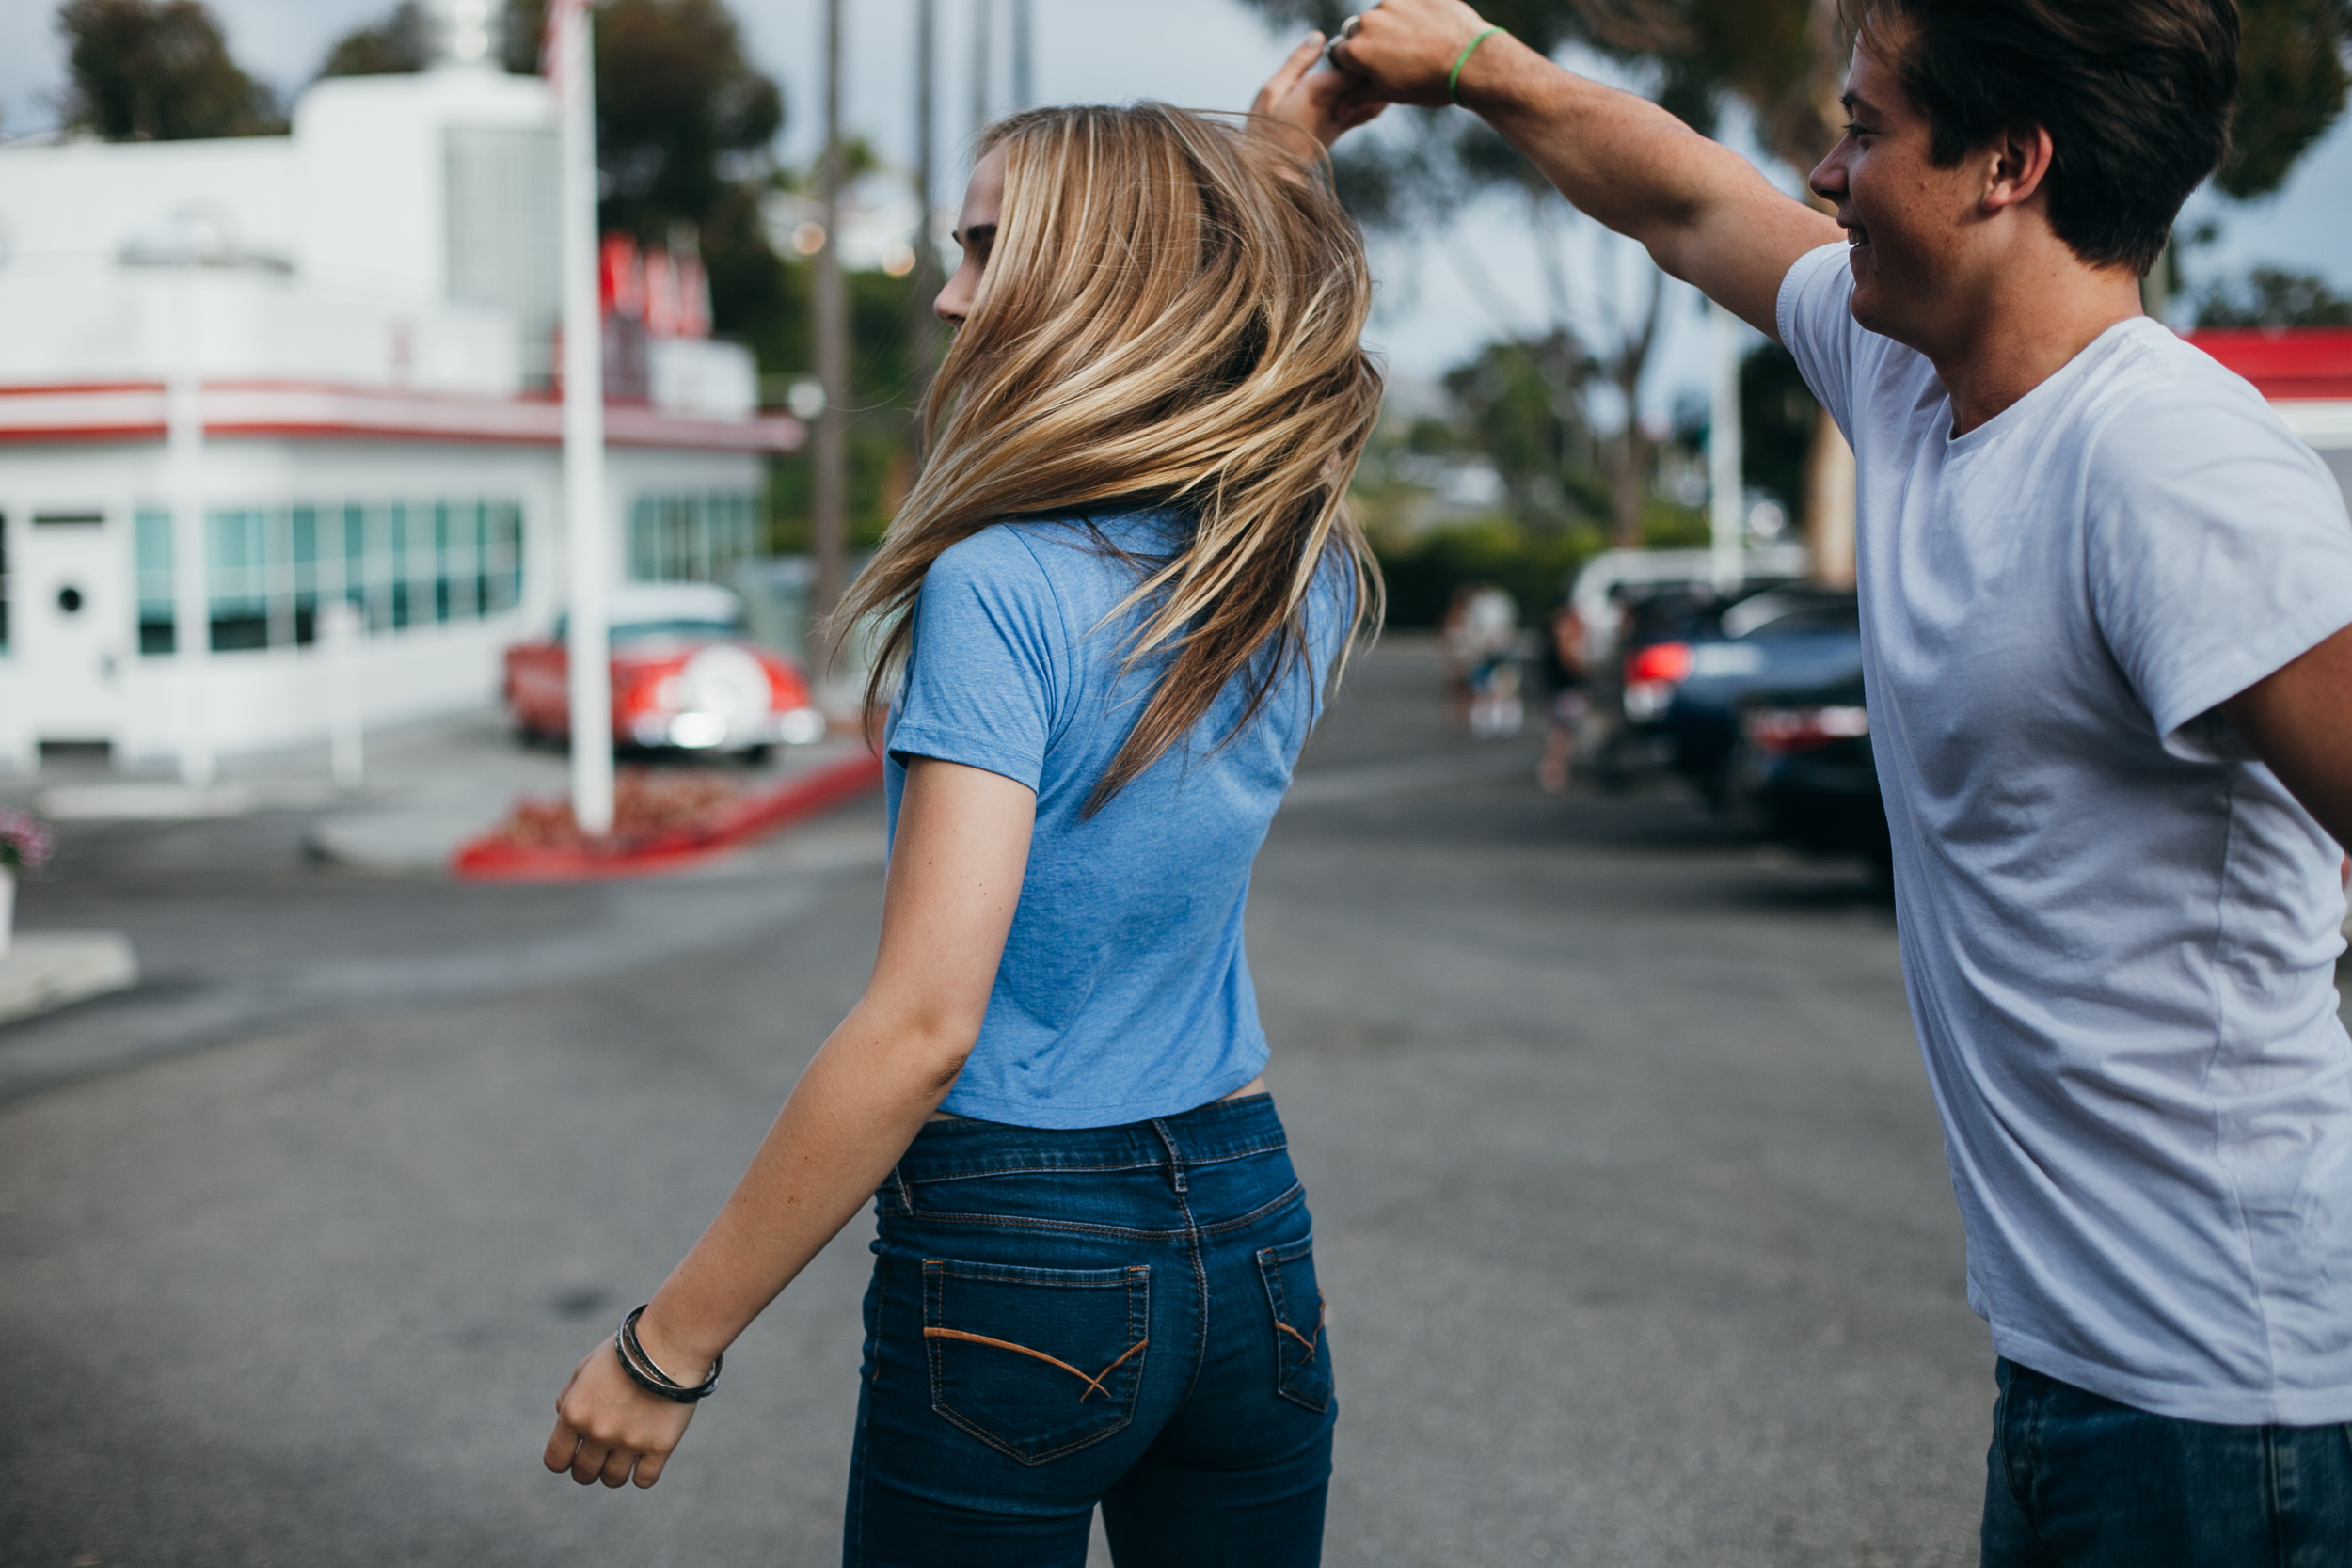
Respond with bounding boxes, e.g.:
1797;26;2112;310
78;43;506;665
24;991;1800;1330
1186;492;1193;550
8;636;2293;1568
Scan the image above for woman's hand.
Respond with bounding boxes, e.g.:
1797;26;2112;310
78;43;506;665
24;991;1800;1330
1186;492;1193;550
535;757;1035;1497
543;1338;698;1489
1250;32;1386;151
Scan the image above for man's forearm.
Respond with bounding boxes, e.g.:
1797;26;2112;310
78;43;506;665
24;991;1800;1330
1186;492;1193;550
1455;35;1837;331
1330;0;1841;335
1459;37;1726;264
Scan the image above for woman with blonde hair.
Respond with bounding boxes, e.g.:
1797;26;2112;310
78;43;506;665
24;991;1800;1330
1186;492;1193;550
542;40;1383;1567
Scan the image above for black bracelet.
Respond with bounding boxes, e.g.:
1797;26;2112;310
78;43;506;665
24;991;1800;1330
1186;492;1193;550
612;1305;723;1403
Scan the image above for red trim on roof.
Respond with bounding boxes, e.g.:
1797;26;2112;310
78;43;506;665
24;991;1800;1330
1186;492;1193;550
0;380;805;453
0;381;167;398
2184;328;2352;401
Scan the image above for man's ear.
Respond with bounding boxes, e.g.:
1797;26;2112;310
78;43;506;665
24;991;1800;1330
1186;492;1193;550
1984;123;2056;214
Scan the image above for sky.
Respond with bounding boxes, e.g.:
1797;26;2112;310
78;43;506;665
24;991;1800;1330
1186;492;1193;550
4;0;2348;420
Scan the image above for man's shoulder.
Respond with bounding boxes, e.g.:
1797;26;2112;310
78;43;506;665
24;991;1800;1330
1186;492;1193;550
2071;325;2322;487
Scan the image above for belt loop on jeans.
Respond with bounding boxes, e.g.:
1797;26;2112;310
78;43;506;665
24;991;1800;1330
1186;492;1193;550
891;1165;914;1212
1150;1118;1188;1194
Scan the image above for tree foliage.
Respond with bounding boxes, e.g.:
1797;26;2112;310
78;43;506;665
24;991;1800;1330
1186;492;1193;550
2220;0;2352;198
2194;265;2352;326
58;0;283;141
326;0;785;240
317;1;431;77
1440;331;1605;521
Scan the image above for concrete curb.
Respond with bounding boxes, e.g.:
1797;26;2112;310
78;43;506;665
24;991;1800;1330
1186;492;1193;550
452;751;885;881
0;932;140;1026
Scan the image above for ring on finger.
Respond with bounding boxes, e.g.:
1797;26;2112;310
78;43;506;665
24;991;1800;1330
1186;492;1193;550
1327;13;1360;67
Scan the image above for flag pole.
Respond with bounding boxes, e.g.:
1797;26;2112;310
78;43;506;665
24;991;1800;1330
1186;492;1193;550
811;0;848;632
554;0;614;835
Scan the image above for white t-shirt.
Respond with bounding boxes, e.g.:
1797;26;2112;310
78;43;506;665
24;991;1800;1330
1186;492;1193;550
1779;243;2352;1426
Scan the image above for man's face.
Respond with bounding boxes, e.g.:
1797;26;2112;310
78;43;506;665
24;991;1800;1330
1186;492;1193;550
1808;40;1989;352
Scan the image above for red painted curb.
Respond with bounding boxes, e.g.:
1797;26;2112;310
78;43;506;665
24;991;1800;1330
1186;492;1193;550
452;751;886;881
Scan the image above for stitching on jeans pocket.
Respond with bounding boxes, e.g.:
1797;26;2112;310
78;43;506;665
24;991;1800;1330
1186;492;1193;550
921;1259;1150;1465
1256;1234;1333;1414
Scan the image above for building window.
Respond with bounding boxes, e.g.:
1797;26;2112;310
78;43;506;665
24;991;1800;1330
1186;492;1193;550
135;510;175;655
135;499;525;657
208;509;271;651
628;491;759;584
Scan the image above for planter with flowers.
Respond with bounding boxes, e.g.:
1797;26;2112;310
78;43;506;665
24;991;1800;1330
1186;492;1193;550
0;808;56;958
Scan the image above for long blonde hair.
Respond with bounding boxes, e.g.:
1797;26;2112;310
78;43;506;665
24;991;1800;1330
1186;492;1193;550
834;103;1385;812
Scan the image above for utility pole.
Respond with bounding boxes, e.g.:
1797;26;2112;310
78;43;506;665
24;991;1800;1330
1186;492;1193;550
811;0;848;628
1708;300;1744;597
1011;0;1032;109
911;0;945;407
167;271;215;788
971;0;993;145
554;0;613;835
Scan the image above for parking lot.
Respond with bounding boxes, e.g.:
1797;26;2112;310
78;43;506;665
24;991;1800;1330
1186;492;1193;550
0;636;2248;1567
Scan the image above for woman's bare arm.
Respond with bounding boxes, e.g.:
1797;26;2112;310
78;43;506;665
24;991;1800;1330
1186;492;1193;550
541;756;1035;1490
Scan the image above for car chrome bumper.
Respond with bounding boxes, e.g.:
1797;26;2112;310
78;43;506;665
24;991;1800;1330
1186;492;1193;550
626;707;826;750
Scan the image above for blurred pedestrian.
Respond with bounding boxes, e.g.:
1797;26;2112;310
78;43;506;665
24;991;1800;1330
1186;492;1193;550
1536;602;1590;792
543;46;1386;1568
1444;582;1522;737
1329;1;2352;1559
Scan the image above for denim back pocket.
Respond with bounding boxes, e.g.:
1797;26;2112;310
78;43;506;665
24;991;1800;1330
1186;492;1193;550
1256;1235;1331;1413
921;1258;1151;1465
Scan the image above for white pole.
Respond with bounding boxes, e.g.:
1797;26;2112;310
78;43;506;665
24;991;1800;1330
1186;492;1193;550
1708;299;1744;598
168;274;215;787
321;598;364;790
556;0;614;836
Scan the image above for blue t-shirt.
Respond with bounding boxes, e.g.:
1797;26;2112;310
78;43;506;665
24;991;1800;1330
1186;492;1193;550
883;509;1351;1129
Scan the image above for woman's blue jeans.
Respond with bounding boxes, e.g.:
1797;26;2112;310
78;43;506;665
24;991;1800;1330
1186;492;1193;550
1981;1358;2352;1565
844;1095;1336;1567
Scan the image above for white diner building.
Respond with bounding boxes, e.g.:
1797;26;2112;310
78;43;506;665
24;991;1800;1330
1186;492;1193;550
0;39;800;776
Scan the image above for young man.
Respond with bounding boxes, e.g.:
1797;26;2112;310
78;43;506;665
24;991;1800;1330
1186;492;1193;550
1303;0;2352;1558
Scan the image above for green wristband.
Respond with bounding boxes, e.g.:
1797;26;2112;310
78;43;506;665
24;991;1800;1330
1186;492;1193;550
1447;25;1504;104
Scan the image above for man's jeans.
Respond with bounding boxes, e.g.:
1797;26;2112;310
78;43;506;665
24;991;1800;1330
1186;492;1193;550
1982;1358;2352;1565
844;1095;1335;1568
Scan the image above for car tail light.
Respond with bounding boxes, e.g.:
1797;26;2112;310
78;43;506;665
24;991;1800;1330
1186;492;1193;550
1745;704;1869;755
1626;641;1693;685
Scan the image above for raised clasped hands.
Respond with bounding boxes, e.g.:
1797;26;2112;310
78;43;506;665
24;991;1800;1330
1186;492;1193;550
1327;0;1503;110
1252;1;1508;154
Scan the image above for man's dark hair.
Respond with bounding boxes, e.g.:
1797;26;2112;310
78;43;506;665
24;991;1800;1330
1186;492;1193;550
1847;0;2240;275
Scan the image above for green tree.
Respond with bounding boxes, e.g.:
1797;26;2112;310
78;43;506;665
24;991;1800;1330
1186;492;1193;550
316;1;429;77
493;0;782;240
57;0;282;141
2218;0;2352;198
1439;330;1605;524
1739;341;1815;523
2195;266;2352;327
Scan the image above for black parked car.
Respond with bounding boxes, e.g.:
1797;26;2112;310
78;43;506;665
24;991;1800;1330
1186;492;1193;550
1728;674;1891;871
1632;588;1866;804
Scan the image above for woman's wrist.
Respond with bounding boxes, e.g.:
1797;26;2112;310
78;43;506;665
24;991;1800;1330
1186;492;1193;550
631;1299;724;1387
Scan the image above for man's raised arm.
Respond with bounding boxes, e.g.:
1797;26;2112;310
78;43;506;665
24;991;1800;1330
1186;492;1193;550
1332;0;1841;338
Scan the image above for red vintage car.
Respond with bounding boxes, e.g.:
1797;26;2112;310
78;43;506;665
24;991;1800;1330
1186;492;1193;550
503;582;825;759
